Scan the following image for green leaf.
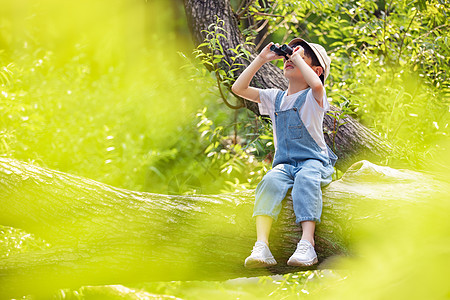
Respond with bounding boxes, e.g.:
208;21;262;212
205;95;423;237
197;42;210;48
204;143;215;154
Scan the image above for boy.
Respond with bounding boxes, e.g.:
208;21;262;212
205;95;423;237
231;38;337;268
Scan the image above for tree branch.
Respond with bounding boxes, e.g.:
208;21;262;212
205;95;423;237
0;157;441;298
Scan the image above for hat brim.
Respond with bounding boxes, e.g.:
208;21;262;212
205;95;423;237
288;38;329;80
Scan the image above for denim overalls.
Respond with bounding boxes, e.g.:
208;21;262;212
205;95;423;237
254;89;337;223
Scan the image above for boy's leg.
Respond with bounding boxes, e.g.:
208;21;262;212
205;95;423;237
300;220;315;247
245;215;276;268
288;215;319;266
256;215;273;246
287;160;332;266
253;165;294;221
291;159;324;225
245;165;294;268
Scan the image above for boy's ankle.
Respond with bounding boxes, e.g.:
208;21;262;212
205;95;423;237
301;238;315;247
257;240;269;246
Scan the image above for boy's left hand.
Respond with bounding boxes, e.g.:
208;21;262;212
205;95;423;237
289;46;305;61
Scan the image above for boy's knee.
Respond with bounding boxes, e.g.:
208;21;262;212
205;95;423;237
259;169;290;189
262;170;280;183
295;168;321;185
295;160;330;183
257;175;279;196
256;168;291;199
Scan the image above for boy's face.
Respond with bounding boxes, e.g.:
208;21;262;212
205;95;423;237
283;46;321;81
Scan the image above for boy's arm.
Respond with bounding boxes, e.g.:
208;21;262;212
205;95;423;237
290;47;325;107
232;43;282;103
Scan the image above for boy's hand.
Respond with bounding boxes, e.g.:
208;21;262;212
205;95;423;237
289;46;305;61
258;42;283;63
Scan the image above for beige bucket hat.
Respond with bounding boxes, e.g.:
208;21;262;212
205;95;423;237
288;38;331;80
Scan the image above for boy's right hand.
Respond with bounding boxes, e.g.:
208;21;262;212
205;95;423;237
258;42;283;63
232;42;282;103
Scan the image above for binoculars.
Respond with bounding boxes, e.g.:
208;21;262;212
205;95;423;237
270;44;293;59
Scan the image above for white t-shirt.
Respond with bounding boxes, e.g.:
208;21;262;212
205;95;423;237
258;88;329;155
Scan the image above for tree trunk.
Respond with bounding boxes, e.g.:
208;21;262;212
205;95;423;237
182;0;391;169
0;158;440;298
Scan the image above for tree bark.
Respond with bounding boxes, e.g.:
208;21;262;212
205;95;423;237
0;158;440;298
182;0;391;170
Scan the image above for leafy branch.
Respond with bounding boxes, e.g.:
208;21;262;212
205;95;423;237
326;96;357;153
194;16;254;110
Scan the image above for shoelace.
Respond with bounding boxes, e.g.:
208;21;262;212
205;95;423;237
251;243;266;254
294;243;309;255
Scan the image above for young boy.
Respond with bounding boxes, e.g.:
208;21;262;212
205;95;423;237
231;38;337;268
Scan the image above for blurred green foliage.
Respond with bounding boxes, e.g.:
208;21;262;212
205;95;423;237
59;270;346;299
0;0;275;195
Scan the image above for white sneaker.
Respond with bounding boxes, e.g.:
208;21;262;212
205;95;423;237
287;240;318;266
244;241;277;268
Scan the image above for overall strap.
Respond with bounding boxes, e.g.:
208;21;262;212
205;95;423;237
292;88;311;109
274;90;286;112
